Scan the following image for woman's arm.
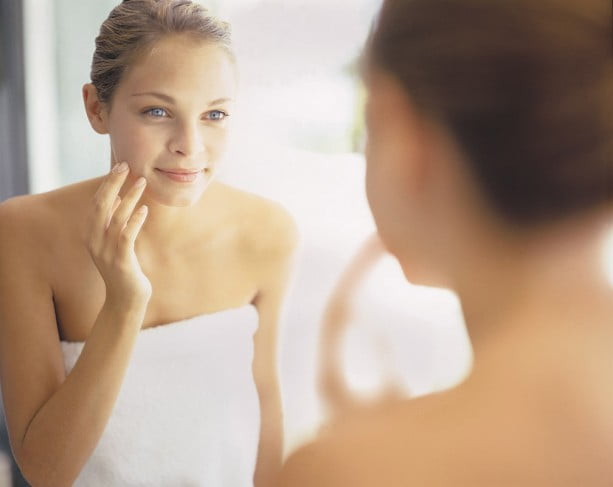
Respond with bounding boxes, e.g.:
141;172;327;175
251;206;299;487
0;166;150;487
318;233;387;417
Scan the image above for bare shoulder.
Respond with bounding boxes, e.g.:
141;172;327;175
0;192;55;255
281;391;518;487
0;179;100;241
212;182;299;256
0;179;102;277
278;395;463;487
279;375;612;487
0;192;48;232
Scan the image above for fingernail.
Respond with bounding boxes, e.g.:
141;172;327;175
137;205;148;214
112;162;128;174
135;177;146;187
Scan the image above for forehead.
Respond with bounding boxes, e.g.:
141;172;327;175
118;35;236;100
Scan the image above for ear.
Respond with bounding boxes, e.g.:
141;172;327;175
82;83;109;134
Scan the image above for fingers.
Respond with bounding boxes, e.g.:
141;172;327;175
355;233;386;267
86;164;152;304
91;163;130;244
93;161;130;202
117;205;148;257
106;196;122;229
106;177;147;240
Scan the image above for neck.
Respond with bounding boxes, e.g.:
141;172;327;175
452;214;613;359
139;198;198;244
119;175;222;249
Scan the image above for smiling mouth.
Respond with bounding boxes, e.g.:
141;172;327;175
155;168;208;183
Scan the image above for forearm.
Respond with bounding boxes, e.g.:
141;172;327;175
254;387;284;487
17;300;146;486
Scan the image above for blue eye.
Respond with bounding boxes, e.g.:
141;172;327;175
207;110;228;121
145;107;168;118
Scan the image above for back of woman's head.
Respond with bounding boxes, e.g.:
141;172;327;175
91;0;232;104
368;0;613;225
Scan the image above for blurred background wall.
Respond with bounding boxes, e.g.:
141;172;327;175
0;0;28;203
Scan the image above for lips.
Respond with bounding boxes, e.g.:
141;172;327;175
155;167;207;183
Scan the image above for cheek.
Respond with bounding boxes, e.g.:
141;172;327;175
206;127;230;159
364;136;379;210
365;136;400;221
366;152;441;286
108;119;155;172
366;148;400;250
365;136;412;255
365;156;382;218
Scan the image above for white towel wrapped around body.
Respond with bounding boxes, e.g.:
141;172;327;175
61;305;260;487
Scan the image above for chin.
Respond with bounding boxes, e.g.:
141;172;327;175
398;259;450;288
380;234;448;288
148;184;210;208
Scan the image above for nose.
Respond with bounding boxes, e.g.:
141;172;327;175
168;121;205;157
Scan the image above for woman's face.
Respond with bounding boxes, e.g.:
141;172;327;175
364;69;449;287
364;70;416;262
105;35;237;207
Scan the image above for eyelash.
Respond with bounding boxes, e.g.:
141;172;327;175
142;108;229;122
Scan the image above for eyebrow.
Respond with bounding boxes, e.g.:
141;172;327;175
131;92;232;106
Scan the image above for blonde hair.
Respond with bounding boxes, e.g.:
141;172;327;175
91;0;232;103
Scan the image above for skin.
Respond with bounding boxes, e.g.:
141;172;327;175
276;70;613;486
317;233;403;420
0;34;297;487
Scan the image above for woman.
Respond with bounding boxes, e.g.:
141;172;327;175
0;1;296;485
317;233;405;422
278;0;613;485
